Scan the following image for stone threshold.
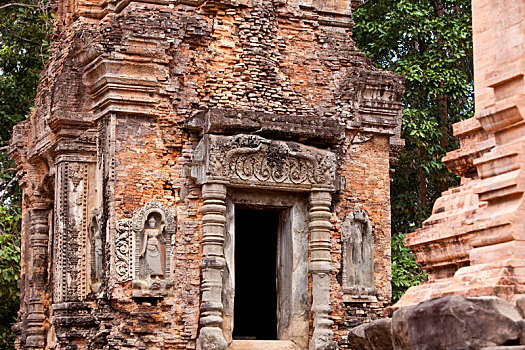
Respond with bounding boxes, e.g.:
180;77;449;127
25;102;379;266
229;340;300;350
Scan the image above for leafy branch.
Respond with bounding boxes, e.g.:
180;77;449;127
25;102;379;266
0;2;38;10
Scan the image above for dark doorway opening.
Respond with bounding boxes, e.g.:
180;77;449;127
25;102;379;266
233;208;279;340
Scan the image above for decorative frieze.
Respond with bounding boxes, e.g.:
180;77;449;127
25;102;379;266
191;134;338;191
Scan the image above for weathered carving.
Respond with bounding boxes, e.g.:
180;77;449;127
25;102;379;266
55;161;93;302
131;198;176;297
196;183;228;350
192;134;338;191
89;208;104;293
26;208;50;348
115;219;133;283
184;109;345;145
309;191;337;350
341;207;376;301
140;214;166;279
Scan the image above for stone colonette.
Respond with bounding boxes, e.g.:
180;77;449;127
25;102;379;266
396;0;525;307
10;0;403;349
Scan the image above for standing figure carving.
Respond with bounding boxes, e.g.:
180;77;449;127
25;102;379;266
139;214;166;279
132;198;176;297
89;208;104;293
341;206;375;300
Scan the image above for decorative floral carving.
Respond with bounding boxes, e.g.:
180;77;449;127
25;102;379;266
194;134;338;189
115;219;132;282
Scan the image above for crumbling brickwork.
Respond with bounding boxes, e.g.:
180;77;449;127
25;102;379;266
10;0;403;349
396;0;525;308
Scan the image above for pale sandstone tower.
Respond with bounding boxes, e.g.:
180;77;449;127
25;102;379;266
10;0;403;348
396;0;525;308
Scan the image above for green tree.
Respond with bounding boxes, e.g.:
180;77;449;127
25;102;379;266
0;1;51;347
353;0;474;301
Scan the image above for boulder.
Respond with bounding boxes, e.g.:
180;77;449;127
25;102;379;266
347;318;394;350
347;324;368;350
467;296;522;322
391;296;520;349
516;296;525;319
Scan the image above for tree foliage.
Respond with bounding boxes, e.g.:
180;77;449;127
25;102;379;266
353;0;474;301
0;0;51;347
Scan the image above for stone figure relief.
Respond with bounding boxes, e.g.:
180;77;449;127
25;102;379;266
139;213;166;279
341;206;376;301
89;208;104;293
131;198;176;297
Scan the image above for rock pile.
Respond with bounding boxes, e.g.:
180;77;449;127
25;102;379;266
348;295;525;350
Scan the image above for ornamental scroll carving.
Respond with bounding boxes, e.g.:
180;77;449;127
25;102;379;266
191;134;338;191
341;206;376;302
131;198;176;297
115;219;133;283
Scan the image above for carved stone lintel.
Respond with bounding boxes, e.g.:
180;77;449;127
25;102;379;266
184;108;344;145
191;134;338;192
308;191;337;350
197;183;228;350
341;206;376;301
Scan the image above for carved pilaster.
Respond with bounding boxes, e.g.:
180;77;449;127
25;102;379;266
50;128;100;344
25;208;50;349
308;191;337;350
54;161;94;302
197;183;228;350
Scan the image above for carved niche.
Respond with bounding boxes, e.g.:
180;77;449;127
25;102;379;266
191;134;338;191
88;208;104;293
131;198;176;297
341;206;376;302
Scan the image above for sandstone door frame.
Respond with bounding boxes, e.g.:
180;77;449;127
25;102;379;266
191;134;338;350
222;190;309;347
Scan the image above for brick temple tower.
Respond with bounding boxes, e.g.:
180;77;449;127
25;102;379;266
10;0;403;348
396;0;525;308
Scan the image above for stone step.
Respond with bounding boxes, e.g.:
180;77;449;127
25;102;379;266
229;340;299;350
